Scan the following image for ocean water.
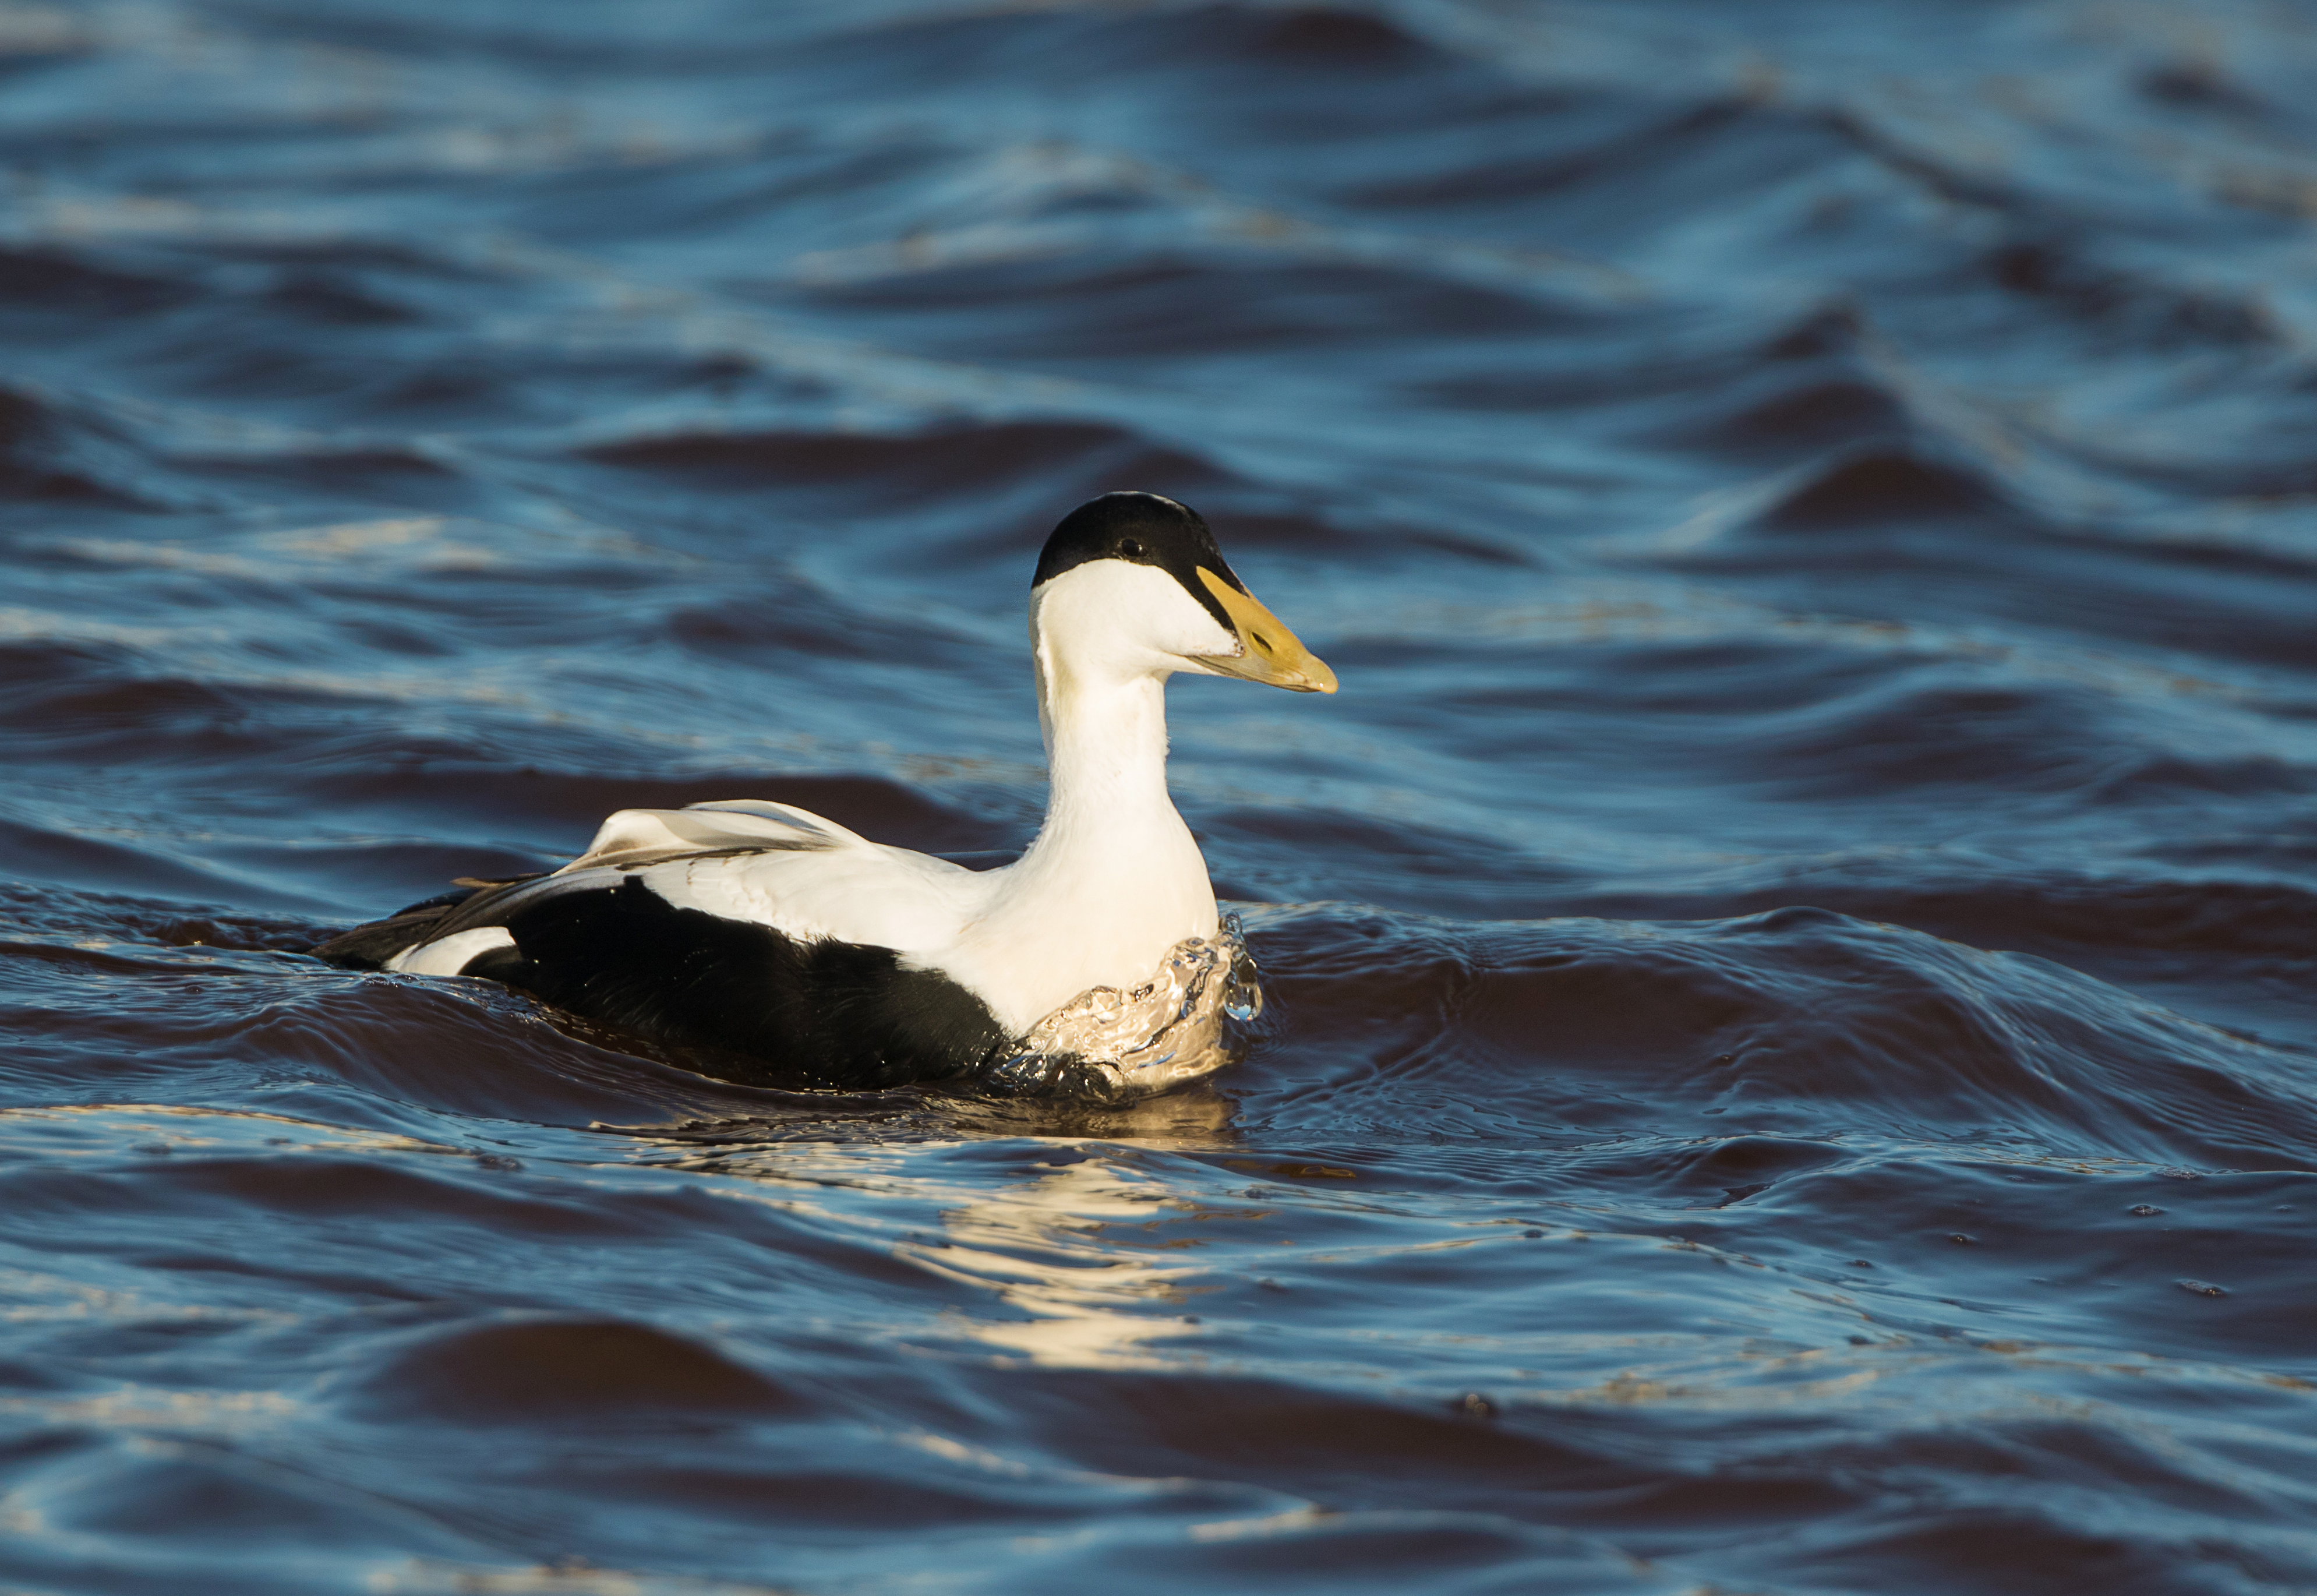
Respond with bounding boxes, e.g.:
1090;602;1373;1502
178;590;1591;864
3;2;2317;1591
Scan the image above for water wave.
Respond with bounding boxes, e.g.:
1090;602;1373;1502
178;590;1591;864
5;0;2317;1591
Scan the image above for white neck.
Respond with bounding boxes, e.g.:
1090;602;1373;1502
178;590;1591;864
939;576;1220;1034
1033;634;1180;843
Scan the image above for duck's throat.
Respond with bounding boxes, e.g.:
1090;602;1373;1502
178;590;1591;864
980;652;1218;1026
1037;661;1178;829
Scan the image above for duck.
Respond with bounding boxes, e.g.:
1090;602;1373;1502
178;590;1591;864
314;492;1336;1093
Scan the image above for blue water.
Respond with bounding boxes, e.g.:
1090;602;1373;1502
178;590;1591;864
5;2;2317;1591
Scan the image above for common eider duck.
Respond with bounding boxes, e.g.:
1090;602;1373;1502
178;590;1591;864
315;492;1336;1093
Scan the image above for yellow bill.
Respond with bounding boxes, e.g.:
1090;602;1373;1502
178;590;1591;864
1195;567;1338;694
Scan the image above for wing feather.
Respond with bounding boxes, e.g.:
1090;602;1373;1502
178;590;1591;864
361;800;986;968
560;798;852;873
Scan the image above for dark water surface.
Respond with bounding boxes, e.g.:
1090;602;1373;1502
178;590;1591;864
5;1;2317;1590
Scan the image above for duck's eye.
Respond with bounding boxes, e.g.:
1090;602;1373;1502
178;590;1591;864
1118;538;1144;557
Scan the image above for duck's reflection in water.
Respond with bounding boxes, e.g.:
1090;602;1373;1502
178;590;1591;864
613;1083;1245;1369
904;1153;1222;1369
612;1077;1242;1151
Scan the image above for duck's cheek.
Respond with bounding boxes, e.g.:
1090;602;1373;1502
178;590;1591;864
1146;611;1239;670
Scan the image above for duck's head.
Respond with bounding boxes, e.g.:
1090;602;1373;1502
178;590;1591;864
1029;492;1337;694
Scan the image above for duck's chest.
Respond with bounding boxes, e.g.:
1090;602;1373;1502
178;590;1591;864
933;817;1220;1036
